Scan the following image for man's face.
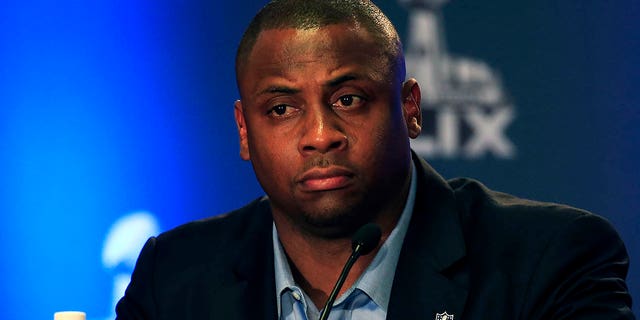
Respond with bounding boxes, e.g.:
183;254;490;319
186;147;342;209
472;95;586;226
235;24;421;237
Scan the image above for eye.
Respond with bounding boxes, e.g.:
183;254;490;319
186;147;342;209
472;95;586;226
332;95;365;109
266;104;297;118
272;105;287;115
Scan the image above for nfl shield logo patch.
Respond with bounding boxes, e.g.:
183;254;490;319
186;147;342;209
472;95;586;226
435;311;454;320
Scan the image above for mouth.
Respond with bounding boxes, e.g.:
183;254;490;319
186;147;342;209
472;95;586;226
297;166;354;192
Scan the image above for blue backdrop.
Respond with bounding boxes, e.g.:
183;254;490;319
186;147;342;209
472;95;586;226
1;1;638;318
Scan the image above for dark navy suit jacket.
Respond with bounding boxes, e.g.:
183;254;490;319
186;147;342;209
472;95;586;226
116;155;634;319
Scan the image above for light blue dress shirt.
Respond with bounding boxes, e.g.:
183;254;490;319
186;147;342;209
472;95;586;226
273;165;417;320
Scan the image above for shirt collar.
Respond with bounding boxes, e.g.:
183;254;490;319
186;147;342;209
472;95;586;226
273;224;297;315
273;162;417;315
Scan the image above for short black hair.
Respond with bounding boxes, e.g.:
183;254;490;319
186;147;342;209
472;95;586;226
235;0;405;84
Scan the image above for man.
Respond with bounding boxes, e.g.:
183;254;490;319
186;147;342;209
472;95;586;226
116;0;634;319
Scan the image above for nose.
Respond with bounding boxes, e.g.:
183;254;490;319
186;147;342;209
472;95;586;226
298;107;348;155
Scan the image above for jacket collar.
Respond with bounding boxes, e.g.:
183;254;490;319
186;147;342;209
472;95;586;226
387;153;468;319
230;197;278;320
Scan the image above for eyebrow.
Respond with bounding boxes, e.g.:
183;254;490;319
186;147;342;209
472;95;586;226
257;73;366;96
326;74;358;87
258;86;300;96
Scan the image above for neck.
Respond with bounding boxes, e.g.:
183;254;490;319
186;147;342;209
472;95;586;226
276;220;385;309
273;190;409;308
272;162;414;309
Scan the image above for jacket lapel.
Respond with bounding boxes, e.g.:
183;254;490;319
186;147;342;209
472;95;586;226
215;198;278;320
387;155;469;320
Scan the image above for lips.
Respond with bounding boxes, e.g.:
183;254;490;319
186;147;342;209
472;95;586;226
297;166;354;192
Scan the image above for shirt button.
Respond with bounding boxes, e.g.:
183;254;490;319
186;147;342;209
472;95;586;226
292;291;302;301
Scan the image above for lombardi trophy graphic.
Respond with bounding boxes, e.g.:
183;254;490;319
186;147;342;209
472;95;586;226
399;0;516;159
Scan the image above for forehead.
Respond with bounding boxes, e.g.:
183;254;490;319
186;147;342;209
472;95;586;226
237;24;393;92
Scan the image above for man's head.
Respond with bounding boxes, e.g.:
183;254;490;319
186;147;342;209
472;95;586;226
235;0;405;90
234;0;422;238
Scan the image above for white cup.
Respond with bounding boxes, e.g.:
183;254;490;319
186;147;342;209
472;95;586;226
54;311;86;320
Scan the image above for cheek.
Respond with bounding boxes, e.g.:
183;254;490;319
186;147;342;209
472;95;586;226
355;109;410;167
353;109;401;149
247;128;296;189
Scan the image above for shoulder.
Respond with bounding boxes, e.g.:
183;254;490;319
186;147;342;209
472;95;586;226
448;177;612;238
446;177;627;270
116;197;274;319
149;196;273;272
158;196;270;245
446;178;633;317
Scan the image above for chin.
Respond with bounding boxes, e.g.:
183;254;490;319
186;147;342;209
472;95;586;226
300;204;372;238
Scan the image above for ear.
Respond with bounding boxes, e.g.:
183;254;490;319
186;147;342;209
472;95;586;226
401;78;422;138
234;100;251;160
